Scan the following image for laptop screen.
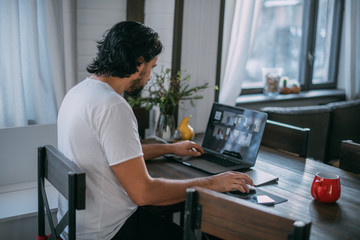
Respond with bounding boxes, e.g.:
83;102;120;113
202;103;268;165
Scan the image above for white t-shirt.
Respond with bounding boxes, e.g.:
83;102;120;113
57;78;143;240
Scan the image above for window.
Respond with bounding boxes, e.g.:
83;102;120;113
243;0;303;89
241;0;344;92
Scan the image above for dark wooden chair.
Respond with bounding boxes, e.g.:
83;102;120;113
261;120;310;157
38;145;86;240
261;105;330;162
326;100;360;161
183;187;311;240
339;140;360;174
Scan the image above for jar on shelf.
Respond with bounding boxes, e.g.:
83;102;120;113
262;67;283;97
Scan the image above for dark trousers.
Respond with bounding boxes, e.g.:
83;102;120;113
111;207;183;240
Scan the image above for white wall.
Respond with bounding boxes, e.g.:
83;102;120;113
179;0;220;132
145;0;175;70
76;0;176;82
77;0;127;81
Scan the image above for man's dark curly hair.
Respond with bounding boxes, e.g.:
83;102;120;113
87;21;163;78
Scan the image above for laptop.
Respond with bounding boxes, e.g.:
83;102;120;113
171;103;269;178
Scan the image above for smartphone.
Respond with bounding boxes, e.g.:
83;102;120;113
256;195;275;205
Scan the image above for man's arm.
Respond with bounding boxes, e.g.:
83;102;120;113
111;156;253;206
141;141;204;160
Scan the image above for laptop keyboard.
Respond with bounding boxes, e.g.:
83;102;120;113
204;154;239;167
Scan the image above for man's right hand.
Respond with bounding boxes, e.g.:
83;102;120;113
208;171;254;193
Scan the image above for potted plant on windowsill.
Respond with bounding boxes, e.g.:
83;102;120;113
127;67;209;141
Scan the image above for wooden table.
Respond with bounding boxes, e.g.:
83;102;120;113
146;146;360;240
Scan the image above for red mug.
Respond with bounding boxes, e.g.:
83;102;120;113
311;172;341;203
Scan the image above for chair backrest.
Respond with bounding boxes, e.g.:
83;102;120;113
261;106;331;161
326;100;360;161
261;120;310;157
38;145;85;240
183;187;311;240
339;140;360;174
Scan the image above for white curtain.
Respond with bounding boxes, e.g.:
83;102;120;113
219;0;261;105
342;0;360;100
0;0;76;128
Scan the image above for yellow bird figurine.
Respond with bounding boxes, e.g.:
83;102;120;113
178;115;194;140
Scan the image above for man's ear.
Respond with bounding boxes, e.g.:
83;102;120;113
136;56;145;72
138;56;145;64
136;56;146;74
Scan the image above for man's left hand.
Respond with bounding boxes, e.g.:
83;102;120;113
171;140;204;156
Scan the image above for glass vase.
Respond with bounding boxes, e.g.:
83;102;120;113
155;112;176;141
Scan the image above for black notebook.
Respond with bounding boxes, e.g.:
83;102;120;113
226;188;287;205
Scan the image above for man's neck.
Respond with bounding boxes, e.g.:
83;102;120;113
91;74;131;95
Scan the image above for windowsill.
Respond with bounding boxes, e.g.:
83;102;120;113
237;89;345;103
0;181;58;222
235;89;346;110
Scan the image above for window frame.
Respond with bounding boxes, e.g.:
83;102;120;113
299;0;344;91
237;0;345;95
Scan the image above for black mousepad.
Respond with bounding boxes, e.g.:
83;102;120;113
226;188;287;205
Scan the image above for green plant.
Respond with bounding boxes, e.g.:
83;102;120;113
128;68;209;116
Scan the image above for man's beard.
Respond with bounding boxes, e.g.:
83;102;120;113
125;77;145;97
125;67;148;97
125;69;147;97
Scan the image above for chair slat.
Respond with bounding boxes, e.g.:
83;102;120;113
44;145;86;209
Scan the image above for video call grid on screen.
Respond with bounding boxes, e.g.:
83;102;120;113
202;105;267;164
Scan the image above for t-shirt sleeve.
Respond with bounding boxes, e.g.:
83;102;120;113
95;102;144;166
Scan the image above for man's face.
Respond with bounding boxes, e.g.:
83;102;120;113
126;56;158;96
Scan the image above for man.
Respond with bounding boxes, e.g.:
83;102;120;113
57;21;253;240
